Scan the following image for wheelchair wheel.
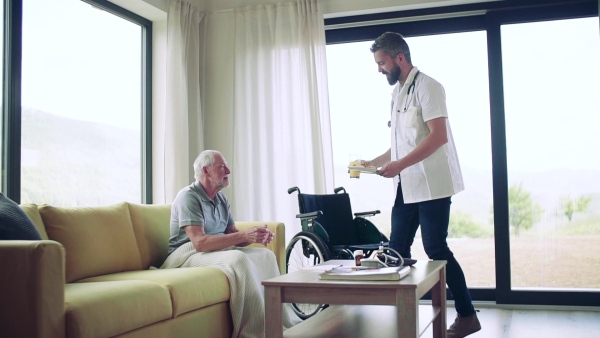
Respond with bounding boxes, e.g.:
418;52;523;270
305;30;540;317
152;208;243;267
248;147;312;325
285;231;330;319
330;247;354;260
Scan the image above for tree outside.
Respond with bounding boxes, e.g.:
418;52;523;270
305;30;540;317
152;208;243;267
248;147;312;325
507;183;543;236
559;195;592;222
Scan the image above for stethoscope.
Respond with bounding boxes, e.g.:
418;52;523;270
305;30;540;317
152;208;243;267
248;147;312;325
388;71;420;128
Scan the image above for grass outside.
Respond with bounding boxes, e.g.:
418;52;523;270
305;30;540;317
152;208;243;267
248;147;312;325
375;214;600;289
407;235;600;289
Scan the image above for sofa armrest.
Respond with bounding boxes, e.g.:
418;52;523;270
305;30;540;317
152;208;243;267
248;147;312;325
0;240;66;338
235;222;286;275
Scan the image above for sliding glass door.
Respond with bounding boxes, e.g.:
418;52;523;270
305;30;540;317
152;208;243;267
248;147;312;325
502;17;600;291
324;0;599;306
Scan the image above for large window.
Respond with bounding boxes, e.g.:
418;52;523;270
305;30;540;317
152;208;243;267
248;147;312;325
502;17;600;289
325;0;599;306
1;0;151;205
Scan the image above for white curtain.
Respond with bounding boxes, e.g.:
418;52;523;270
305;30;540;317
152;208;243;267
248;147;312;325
163;0;204;203
231;0;334;241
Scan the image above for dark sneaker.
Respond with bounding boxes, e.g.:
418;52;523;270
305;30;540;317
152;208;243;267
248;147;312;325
447;312;481;338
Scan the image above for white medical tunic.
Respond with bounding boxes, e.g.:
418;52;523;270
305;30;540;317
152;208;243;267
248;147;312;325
390;67;464;203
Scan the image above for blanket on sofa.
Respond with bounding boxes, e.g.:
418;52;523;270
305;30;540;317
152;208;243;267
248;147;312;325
160;243;299;338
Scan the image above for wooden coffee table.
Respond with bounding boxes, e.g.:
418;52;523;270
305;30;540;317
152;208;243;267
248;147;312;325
263;259;447;338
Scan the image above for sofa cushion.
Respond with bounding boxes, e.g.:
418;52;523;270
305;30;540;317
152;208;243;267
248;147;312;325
0;193;42;240
65;280;172;338
39;202;143;282
127;203;171;269
78;266;230;318
18;204;49;240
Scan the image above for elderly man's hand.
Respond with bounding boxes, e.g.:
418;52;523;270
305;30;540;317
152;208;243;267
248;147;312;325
244;225;274;245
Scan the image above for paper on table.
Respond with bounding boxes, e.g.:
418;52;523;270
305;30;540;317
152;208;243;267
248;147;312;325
301;264;344;271
319;266;412;281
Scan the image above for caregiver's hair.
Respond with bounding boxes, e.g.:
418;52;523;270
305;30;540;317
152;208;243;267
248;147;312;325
370;32;412;64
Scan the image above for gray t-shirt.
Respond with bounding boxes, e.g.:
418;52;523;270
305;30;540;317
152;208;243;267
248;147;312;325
168;181;235;254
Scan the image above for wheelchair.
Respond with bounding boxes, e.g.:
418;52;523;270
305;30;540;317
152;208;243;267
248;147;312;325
285;186;390;319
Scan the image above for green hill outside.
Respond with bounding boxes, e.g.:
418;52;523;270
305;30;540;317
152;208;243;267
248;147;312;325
20;107;140;206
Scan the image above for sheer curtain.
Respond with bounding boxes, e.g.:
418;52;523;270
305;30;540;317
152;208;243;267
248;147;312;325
231;0;334;241
163;0;204;203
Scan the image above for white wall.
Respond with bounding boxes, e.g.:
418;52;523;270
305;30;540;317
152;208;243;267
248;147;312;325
177;0;498;17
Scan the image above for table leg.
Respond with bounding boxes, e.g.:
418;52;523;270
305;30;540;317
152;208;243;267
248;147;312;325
431;264;447;338
396;290;418;338
264;285;283;338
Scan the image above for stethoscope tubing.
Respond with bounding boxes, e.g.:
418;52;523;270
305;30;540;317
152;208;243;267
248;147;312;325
388;70;420;128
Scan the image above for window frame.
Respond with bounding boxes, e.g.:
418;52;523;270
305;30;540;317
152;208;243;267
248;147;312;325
324;0;599;307
1;0;152;204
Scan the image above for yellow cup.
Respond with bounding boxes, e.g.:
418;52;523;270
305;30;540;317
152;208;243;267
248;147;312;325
349;160;361;179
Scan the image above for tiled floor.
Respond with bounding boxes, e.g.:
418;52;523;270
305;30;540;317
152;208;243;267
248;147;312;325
425;302;600;338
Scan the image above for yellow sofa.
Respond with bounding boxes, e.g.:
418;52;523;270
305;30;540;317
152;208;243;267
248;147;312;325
0;202;286;338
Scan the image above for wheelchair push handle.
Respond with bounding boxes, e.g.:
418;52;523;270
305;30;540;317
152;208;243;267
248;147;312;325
288;186;301;194
333;187;346;194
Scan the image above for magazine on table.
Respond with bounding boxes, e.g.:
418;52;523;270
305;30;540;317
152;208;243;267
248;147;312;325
318;265;411;281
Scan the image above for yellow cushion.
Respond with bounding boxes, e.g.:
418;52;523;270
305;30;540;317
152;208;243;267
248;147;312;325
65;280;172;337
39;203;142;282
127;203;171;269
115;303;233;338
78;266;230;318
19;204;49;240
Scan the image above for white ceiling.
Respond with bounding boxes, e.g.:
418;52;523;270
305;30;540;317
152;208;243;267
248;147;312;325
114;0;503;21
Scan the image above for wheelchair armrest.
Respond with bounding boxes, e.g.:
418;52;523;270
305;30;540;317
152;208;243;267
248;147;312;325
354;210;380;217
296;211;323;220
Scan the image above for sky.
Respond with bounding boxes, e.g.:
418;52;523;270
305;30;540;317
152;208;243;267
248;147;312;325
20;0;142;130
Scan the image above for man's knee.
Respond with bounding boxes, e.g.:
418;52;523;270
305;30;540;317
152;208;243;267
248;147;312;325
229;250;252;265
424;244;453;260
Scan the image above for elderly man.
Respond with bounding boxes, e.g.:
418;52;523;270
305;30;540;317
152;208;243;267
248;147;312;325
161;150;298;338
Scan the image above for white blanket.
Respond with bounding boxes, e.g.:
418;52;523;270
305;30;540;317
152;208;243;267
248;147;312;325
160;242;299;338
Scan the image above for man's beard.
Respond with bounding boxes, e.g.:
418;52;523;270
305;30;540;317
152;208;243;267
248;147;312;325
385;63;401;86
217;179;230;190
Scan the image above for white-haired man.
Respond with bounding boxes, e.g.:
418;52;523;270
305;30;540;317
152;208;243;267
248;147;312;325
161;150;298;338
